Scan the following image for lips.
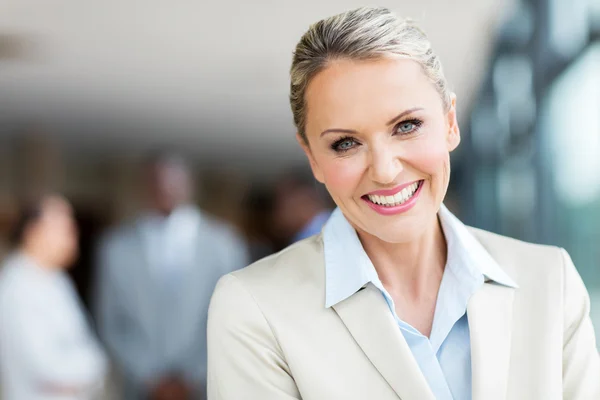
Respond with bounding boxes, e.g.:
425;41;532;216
361;180;424;215
365;180;422;197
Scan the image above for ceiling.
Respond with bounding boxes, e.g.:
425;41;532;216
0;0;514;170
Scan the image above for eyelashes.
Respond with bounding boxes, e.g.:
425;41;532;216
394;118;423;135
330;118;424;153
330;136;357;152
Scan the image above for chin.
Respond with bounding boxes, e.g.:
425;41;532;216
367;222;426;244
353;204;433;243
61;251;79;269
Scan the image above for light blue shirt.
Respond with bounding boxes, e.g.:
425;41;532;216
322;205;517;400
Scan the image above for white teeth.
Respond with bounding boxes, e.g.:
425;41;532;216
367;181;421;207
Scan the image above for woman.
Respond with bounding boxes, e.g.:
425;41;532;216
207;7;600;400
0;195;107;400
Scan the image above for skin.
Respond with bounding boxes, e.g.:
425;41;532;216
22;195;79;271
150;378;192;400
298;57;460;337
146;159;193;216
270;178;325;245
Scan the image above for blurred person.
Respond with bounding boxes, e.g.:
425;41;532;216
0;195;107;400
95;151;248;400
270;170;332;247
241;184;277;263
207;7;600;400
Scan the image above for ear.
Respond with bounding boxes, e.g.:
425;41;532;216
446;93;461;152
296;133;325;184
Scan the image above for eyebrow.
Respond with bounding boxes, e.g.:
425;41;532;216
320;107;424;137
386;107;423;125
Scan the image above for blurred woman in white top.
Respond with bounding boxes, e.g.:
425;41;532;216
0;194;107;400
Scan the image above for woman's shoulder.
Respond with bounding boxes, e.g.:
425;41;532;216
467;225;557;253
210;234;326;314
229;234;324;288
466;226;571;288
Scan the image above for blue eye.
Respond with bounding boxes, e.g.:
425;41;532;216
399;122;414;132
331;137;357;152
338;140;354;150
394;119;423;135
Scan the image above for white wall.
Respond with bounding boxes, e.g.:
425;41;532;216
0;0;514;169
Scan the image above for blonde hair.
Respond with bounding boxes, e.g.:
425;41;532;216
290;6;451;142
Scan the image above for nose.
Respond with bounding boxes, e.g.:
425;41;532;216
368;144;403;185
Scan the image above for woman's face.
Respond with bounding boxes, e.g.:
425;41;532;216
300;58;460;243
31;196;79;268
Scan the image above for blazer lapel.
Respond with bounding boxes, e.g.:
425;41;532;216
131;229;160;327
332;284;436;400
468;281;515;400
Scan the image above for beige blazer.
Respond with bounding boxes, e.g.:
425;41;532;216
207;228;600;399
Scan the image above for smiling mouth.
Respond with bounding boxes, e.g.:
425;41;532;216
362;180;424;207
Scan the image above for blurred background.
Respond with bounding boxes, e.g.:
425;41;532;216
0;0;598;398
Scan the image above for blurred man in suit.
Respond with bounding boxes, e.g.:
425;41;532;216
270;170;332;248
94;151;248;400
0;195;107;400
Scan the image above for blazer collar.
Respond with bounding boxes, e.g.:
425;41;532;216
332;284;437;399
322;205;518;400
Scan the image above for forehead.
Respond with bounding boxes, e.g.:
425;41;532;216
304;58;443;133
148;161;189;179
40;196;73;218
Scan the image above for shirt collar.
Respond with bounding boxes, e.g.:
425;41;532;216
139;205;201;230
322;204;517;308
437;205;517;288
142;204;199;220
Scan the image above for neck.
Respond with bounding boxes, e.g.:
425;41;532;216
154;203;185;217
357;213;447;299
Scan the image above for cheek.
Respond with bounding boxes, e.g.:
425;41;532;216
51;221;77;248
317;154;366;198
404;134;450;178
409;139;451;205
